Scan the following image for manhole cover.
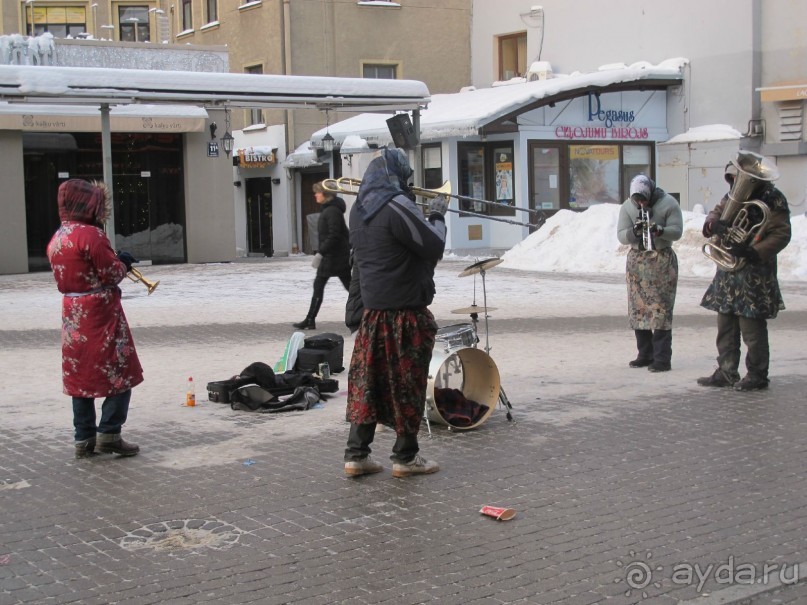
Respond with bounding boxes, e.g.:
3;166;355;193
120;519;242;555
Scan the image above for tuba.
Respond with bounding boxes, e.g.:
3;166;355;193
702;150;778;271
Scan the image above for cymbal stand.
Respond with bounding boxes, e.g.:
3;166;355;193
476;267;514;422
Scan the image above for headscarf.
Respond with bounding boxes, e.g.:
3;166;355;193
629;174;655;203
354;148;414;221
57;179;109;226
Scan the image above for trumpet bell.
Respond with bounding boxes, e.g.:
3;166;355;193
127;267;160;295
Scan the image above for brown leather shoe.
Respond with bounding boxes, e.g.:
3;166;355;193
97;435;140;456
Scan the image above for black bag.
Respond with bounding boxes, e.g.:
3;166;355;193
296;332;345;373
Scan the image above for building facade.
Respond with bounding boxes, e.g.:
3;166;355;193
0;34;235;275
470;0;807;216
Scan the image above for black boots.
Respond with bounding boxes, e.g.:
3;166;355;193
293;317;316;330
293;296;322;330
96;433;140;456
75;438;97;459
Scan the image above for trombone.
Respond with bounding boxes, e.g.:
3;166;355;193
322;177;545;229
127;267;160;295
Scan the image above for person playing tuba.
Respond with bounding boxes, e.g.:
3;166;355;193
698;150;792;391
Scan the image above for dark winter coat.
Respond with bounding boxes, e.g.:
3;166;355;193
344;251;364;333
315;196;350;278
701;185;791;319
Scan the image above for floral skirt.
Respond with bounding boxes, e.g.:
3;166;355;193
346;308;437;435
626;247;678;330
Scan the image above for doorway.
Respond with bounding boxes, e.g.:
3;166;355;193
245;177;273;256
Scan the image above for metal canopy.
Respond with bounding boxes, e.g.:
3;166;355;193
0;65;431;111
0;64;430;249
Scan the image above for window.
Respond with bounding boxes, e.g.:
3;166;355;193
182;0;193;31
244;65;264;126
27;5;87;38
458;142;516;217
206;0;218;23
422;145;443;190
498;32;527;80
363;63;397;79
119;6;150;42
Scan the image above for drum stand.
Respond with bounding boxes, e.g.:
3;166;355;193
454;258;515;423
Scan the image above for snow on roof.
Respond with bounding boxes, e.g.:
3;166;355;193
311;58;688;146
662;124;742;144
283;141;320;168
0;64;430;111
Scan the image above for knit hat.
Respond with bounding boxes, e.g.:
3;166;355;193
629;175;654;201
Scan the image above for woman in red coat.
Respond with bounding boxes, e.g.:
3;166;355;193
47;179;143;459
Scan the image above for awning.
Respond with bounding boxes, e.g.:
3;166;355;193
0;64;431;112
757;83;807;103
0;103;207;132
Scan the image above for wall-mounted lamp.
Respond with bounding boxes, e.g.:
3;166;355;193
271;178;281;185
322;132;335;153
322;108;334;153
221;109;234;157
209;122;217;139
233;180;242;187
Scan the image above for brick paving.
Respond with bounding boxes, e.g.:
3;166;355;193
1;265;806;604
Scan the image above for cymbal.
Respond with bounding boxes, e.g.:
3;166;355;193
458;257;503;277
451;305;497;315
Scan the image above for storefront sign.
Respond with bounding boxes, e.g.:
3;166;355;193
554;125;649;140
588;92;635;127
237;147;277;168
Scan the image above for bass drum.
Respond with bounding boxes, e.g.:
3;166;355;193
425;347;500;430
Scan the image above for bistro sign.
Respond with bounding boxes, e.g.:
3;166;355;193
237;147;277;168
554;125;649;140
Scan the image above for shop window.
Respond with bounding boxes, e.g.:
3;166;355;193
622;145;652;199
244;64;264;125
529;144;561;212
119;6;150;42
363;63;397;79
27;5;87;38
458;142;516;217
422;144;443;190
498;32;527;80
206;0;218;23
568;144;621;208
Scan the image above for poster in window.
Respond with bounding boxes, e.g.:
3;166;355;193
568;145;620;208
495;152;513;204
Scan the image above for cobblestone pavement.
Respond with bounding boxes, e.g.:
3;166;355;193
1;261;806;605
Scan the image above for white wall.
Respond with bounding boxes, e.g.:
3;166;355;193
0;131;28;274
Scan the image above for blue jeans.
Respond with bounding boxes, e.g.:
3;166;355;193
72;390;132;441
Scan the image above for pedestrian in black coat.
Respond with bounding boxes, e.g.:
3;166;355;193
293;182;351;330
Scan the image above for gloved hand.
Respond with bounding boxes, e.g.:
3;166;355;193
631;218;644;238
711;220;729;236
117;251;138;272
311;253;323;269
650;224;664;237
727;243;760;264
428;194;449;217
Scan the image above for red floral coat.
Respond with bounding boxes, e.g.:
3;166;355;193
47;222;143;397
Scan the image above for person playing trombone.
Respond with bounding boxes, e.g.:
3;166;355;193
343;148;447;478
47;179;143;459
617;174;684;372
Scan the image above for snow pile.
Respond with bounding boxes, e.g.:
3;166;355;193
501;204;807;280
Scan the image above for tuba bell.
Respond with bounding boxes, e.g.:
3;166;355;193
702;150;778;271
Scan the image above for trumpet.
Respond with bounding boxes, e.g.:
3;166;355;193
321;177;544;229
638;207;655;251
127;267;160;295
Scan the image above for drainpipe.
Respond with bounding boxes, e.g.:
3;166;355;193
282;0;299;254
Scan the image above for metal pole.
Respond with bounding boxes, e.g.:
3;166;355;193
100;104;116;249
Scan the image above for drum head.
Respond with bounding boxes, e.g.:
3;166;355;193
426;347;500;430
